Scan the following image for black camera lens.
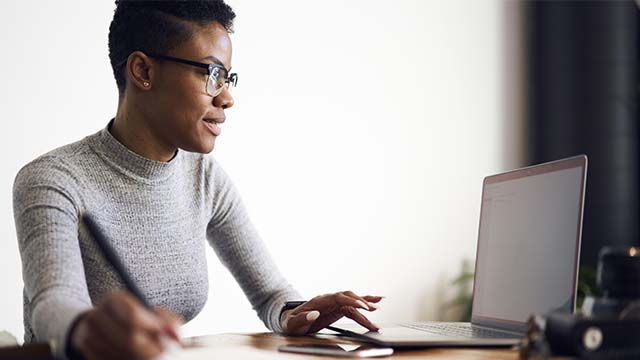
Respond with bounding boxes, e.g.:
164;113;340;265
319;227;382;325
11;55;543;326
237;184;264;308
597;247;640;299
583;247;640;318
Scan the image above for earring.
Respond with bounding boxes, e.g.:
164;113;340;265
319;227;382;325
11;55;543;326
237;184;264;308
143;81;150;87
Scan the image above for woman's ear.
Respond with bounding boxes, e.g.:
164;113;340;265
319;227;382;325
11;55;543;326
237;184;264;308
126;51;155;91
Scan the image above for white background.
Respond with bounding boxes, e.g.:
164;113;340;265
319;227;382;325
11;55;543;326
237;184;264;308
0;0;525;340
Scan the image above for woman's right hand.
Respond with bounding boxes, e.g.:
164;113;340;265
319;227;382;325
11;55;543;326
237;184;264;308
70;290;182;360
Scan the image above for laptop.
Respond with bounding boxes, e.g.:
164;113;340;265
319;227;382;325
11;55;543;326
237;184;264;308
328;155;588;347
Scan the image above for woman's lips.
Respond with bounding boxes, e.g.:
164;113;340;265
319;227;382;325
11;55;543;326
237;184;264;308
203;119;222;136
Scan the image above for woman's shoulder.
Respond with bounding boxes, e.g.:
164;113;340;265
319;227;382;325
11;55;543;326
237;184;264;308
14;135;95;190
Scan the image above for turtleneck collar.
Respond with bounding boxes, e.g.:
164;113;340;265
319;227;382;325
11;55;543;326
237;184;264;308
87;120;181;184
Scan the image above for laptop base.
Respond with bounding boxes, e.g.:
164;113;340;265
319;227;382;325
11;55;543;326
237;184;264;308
327;323;521;348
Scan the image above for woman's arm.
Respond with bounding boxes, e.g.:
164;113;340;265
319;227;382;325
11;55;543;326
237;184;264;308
206;160;302;332
204;160;383;335
13;156;92;359
14;157;183;360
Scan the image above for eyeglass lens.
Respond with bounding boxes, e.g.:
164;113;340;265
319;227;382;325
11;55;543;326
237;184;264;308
206;67;235;96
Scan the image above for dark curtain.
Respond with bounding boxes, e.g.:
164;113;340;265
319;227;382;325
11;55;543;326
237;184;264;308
526;0;639;268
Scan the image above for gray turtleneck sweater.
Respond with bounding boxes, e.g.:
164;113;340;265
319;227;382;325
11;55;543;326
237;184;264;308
13;123;301;359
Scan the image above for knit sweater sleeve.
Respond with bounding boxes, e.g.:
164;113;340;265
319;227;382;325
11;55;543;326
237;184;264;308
13;156;92;359
205;160;302;332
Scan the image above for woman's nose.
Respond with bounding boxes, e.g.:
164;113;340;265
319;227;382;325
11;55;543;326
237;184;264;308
214;87;234;109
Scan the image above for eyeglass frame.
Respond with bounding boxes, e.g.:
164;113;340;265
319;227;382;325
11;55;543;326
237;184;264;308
116;52;238;97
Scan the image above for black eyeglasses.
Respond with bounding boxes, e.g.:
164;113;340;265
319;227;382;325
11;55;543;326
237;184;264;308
117;53;238;97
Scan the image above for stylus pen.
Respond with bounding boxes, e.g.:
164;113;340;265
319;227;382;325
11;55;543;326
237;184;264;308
82;215;182;348
82;215;152;309
326;325;363;337
326;326;349;335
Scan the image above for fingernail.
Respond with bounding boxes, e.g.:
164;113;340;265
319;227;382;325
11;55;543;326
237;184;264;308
163;325;182;345
306;311;320;321
368;302;381;310
356;300;370;310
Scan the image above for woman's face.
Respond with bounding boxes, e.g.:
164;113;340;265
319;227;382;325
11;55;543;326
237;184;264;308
144;21;234;154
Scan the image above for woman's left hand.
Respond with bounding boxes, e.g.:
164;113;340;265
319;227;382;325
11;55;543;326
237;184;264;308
281;291;383;335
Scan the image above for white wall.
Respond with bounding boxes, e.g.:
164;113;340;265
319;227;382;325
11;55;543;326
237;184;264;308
0;0;524;341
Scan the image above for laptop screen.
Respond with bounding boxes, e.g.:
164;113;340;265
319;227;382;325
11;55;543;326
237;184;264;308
471;156;587;332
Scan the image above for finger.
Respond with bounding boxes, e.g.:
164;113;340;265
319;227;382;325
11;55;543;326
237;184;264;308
103;292;165;336
128;330;166;359
80;345;100;360
341;305;380;332
343;291;380;311
291;293;361;314
287;297;322;316
81;331;122;360
361;296;384;311
155;307;184;328
155;307;183;343
87;309;130;354
334;292;371;311
88;303;166;360
362;295;384;304
282;310;321;335
307;311;345;334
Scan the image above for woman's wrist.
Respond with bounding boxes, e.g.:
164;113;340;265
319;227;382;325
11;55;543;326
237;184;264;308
65;312;88;360
280;301;306;331
280;309;293;329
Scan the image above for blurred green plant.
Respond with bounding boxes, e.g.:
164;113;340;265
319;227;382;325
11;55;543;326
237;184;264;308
576;265;601;310
445;259;474;322
445;262;601;321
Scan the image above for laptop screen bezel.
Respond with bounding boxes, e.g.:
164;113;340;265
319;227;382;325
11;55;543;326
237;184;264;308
469;155;588;334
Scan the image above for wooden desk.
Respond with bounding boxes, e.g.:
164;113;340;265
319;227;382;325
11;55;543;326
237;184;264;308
178;333;519;359
0;333;519;359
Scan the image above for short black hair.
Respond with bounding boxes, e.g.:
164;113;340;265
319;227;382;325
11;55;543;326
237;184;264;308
108;0;236;95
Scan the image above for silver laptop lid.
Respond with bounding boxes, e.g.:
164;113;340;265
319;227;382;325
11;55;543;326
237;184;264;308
470;155;587;333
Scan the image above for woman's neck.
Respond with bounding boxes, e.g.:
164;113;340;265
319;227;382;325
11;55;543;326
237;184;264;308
111;101;177;162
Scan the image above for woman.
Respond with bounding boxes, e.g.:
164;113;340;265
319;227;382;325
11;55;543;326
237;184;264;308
12;1;381;359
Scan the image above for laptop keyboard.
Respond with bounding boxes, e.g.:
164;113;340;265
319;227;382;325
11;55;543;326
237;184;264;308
401;322;519;339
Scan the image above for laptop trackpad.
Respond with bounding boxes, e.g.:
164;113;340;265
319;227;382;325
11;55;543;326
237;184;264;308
330;324;456;341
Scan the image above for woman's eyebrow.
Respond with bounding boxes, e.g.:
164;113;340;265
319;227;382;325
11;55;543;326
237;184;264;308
200;55;230;71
